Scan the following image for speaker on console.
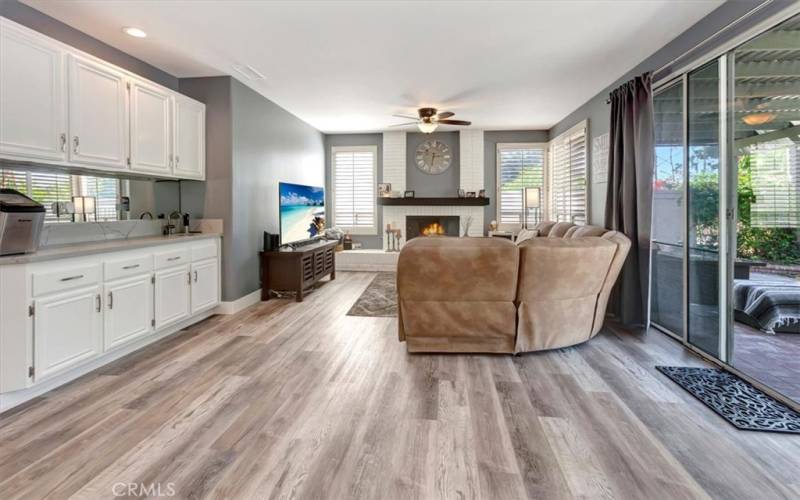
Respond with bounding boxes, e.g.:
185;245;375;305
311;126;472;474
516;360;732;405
263;231;280;251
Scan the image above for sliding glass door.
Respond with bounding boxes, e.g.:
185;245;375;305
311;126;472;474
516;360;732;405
728;16;800;403
651;83;685;336
650;12;800;407
687;61;723;358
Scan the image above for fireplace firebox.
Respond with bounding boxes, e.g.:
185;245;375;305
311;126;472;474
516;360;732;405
406;216;460;240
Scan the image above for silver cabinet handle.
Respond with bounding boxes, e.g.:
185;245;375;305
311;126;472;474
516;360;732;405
187;271;192;285
95;294;101;312
108;291;113;309
60;133;67;152
193;270;198;282
73;136;80;154
167;256;181;262
122;264;140;270
60;274;84;282
175;155;180;165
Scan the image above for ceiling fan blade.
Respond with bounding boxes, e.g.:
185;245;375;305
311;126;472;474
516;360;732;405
392;114;419;120
389;122;418;127
437;119;471;126
436;111;454;120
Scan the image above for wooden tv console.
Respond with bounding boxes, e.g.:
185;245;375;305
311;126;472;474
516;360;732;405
260;240;337;302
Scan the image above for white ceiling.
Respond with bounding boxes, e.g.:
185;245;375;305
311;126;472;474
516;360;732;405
23;0;724;133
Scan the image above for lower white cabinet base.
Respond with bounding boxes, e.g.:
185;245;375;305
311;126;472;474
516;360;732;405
0;308;215;413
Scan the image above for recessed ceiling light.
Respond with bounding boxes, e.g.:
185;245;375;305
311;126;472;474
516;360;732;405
122;27;147;38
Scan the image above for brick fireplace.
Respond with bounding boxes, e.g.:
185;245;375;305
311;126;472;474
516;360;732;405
406;216;460;240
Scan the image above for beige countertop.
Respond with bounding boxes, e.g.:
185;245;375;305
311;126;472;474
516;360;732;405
0;233;221;266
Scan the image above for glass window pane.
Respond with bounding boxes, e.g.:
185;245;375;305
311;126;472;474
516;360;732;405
687;61;721;357
651;83;685;334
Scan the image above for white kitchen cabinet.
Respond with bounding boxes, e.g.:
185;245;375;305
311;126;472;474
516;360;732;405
34;285;103;381
154;264;191;329
130;80;173;175
191;258;219;314
0;21;67;162
103;274;154;351
67;54;128;170
173;94;206;180
0;236;221;412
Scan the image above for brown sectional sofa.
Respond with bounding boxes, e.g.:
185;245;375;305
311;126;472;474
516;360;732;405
397;221;631;354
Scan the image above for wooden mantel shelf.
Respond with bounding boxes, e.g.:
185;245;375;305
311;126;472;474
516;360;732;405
377;197;489;206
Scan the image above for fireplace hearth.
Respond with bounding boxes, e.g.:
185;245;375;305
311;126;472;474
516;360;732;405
407;216;460;240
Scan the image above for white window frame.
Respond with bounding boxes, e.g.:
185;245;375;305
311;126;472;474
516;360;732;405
496;142;548;231
331;145;378;235
548;120;589;225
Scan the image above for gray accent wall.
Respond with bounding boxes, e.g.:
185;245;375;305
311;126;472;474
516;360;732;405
230;78;324;299
548;0;787;225
406;131;460;197
179;76;324;301
325;134;384;250
0;0;179;90
483;130;549;229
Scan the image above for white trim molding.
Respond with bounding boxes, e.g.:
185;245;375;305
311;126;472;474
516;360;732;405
215;288;262;315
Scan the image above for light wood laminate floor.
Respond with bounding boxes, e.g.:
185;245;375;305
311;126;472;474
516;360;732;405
1;271;799;499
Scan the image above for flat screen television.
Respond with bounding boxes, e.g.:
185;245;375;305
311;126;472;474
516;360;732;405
279;182;325;245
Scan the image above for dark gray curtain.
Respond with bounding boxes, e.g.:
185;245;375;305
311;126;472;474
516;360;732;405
605;72;654;327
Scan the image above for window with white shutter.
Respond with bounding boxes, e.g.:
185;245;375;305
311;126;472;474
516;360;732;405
332;146;377;234
0;169;119;222
496;143;546;229
549;121;588;225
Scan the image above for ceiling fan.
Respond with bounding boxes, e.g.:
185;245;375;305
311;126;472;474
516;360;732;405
391;107;471;133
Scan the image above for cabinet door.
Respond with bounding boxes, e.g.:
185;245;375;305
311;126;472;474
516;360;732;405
130;80;172;175
191;259;218;314
67;54;128;170
34;285;102;381
104;274;153;351
0;21;67;162
154;265;190;328
174;95;205;180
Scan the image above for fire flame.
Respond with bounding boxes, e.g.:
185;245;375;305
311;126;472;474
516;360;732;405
422;223;446;236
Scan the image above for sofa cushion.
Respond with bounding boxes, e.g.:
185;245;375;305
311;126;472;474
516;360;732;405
566;225;609;238
515;228;538;245
547;222;575;238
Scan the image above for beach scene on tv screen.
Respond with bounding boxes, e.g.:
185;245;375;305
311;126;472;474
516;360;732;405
280;183;325;244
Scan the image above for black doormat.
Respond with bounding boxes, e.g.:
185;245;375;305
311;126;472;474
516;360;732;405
656;366;800;434
347;272;397;317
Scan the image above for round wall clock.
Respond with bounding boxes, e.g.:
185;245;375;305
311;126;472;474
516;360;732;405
415;139;452;175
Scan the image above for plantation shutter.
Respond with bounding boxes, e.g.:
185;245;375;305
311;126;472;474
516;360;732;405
332;146;377;234
749;138;800;228
550;123;587;224
497;144;545;227
0;168;73;222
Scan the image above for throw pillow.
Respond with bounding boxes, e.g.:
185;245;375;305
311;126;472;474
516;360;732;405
515;228;538;245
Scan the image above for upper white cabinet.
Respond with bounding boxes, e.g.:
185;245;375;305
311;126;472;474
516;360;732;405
0;17;205;180
67;54;128;170
0;21;67;162
130;79;173;175
174;95;206;180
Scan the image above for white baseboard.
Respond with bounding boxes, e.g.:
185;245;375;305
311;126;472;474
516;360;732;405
215;288;262;315
0;309;216;413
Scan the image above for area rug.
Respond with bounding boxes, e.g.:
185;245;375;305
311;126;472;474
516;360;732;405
656;366;800;434
347;272;397;317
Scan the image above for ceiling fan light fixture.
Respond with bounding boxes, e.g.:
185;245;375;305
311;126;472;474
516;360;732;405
418;121;438;133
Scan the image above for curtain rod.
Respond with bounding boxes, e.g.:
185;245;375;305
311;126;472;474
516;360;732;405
604;0;774;105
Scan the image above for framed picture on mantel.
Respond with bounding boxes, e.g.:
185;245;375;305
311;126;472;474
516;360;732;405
404;190;415;198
